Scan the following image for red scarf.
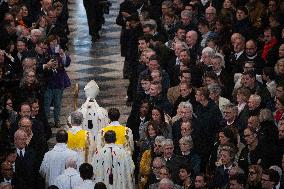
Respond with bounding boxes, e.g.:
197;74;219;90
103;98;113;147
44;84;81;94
262;38;277;61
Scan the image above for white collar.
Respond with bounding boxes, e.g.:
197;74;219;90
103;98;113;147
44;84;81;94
83;179;93;183
4;178;11;183
226;120;235;126
175;57;180;65
224;164;233;170
246;54;257;59
109;121;121;126
64;167;79;176
69;126;83;134
53;143;68;151
16;148;25;156
235;50;244;59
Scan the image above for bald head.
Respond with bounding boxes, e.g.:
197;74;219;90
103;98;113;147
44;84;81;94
19;117;32;136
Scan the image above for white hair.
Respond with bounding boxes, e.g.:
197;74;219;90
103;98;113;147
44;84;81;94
161;139;173;147
30;29;42;36
202;47;215;57
159;178;174;189
178;101;193;112
65;157;78;169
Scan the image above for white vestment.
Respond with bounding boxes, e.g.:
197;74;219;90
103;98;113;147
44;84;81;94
92;143;135;189
39;143;78;187
54;168;83;189
74;179;95;189
78;98;109;137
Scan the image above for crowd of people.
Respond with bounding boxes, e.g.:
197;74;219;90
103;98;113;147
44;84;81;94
1;0;284;188
119;0;284;188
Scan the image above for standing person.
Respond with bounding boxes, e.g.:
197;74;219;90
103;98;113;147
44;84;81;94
96;108;134;153
40;130;78;187
54;158;83;189
92;130;135;189
75;80;109;138
14;130;38;189
67;111;94;164
74;163;95;189
83;0;104;41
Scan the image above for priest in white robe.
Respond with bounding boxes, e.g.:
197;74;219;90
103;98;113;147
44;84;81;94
92;130;135;189
74;163;95;189
40;130;78;187
54;158;83;189
67;111;95;164
76;80;109;137
96;108;134;154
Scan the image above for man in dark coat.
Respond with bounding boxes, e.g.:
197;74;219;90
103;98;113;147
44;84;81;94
195;87;223;170
14;129;38;189
238;127;281;173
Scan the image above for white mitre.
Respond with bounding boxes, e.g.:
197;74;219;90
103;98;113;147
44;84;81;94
84;80;100;99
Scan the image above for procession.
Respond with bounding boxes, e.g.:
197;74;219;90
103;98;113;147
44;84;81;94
1;0;284;188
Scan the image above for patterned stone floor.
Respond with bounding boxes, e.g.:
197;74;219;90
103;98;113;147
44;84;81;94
48;0;131;142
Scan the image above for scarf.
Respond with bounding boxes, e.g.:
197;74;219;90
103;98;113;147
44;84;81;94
262;38;277;61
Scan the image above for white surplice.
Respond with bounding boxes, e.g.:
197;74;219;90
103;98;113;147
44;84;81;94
54;167;83;189
78;98;109;137
39;143;78;187
92;143;135;189
74;179;95;189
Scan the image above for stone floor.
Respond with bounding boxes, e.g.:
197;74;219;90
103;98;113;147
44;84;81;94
48;0;131;142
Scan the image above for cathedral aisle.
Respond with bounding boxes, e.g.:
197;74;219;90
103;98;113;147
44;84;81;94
48;0;131;144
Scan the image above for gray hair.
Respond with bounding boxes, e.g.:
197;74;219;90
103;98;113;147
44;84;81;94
155;136;166;145
208;84;222;95
224;103;238;114
143;19;158;31
30;29;42;36
161;139;173;147
178;101;193;112
259;108;274;122
65;157;77;169
212;53;225;68
153;157;166;166
202;47;215;57
250;94;261;105
159;178;174;189
162;0;173;8
179;136;193;147
70;111;84;126
269;165;282;178
14;129;27;140
175;41;189;51
181;10;192;18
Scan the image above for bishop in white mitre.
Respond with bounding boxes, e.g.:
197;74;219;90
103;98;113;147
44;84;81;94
54;158;83;189
92;130;135;189
40;130;78;187
77;80;109;138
